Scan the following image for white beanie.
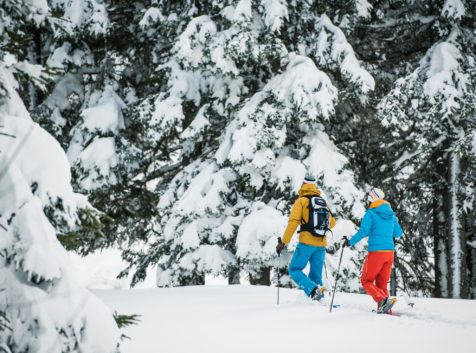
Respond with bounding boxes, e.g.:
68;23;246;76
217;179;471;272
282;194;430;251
303;174;316;184
367;187;385;202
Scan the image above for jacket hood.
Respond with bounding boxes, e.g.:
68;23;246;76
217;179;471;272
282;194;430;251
298;183;321;197
370;200;395;219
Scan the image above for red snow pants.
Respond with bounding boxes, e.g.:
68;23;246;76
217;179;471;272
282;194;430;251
361;251;394;303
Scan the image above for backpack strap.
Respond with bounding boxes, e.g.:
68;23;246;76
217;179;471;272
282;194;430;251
297;196;309;233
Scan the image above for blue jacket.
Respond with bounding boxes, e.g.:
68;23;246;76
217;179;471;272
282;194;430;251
348;200;403;251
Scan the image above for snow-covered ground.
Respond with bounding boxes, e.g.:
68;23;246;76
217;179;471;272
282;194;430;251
96;285;476;353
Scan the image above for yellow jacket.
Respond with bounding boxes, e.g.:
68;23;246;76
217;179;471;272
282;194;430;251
282;184;336;247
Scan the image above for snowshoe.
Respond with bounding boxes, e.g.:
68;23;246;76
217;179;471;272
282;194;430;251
377;297;397;314
310;285;326;302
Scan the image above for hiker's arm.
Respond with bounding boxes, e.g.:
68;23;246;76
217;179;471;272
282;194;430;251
282;198;302;244
348;211;372;246
329;212;336;229
393;216;403;238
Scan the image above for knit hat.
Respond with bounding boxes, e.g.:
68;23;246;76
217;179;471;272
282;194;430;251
303;174;316;185
367;187;385;202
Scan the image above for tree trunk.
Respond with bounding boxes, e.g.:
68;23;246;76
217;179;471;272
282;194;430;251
471;251;476;299
460;211;470;299
228;267;241;285
179;274;205;286
470;231;476;299
468;200;476;298
27;26;44;109
433;190;449;298
448;149;463;298
461;190;475;299
390;267;397;296
249;267;271;286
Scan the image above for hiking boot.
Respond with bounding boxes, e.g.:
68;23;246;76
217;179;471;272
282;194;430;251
377;297;397;314
310;285;326;301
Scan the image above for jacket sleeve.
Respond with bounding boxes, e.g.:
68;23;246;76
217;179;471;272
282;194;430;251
348;210;373;246
393;216;403;238
282;198;303;244
329;212;336;229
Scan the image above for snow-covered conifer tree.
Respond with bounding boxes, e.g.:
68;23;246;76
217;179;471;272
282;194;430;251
124;0;373;289
378;0;476;298
0;2;120;350
25;0;164;256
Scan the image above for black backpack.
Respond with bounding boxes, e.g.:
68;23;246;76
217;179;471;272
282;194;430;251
299;196;331;237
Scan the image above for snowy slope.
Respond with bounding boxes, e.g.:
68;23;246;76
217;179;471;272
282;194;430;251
96;286;475;353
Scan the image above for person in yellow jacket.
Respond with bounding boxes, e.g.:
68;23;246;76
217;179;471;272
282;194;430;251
276;175;336;301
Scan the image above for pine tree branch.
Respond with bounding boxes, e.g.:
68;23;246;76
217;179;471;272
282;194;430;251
0;132;16;138
144;161;182;182
142;144;182;167
78;67;103;75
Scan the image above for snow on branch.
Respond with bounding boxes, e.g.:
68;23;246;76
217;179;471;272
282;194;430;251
315;14;375;93
355;0;372;19
51;0;110;35
67;86;126;191
225;54;337;164
174;15;218;68
140;7;164;28
260;0;289;33
233;0;253;23
236;203;287;262
379;32;470;127
421;40;467;106
441;0;465;20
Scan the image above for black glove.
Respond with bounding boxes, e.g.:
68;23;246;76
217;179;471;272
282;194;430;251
342;236;349;248
276;237;286;255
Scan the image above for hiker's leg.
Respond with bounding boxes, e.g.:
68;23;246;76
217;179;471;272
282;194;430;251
308;247;326;287
375;252;395;299
361;252;387;303
289;243;316;296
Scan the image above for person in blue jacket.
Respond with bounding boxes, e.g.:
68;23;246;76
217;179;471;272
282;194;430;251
343;187;403;314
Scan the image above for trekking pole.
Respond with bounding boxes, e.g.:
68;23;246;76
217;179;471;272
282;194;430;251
330;243;345;313
277;251;281;305
276;237;282;305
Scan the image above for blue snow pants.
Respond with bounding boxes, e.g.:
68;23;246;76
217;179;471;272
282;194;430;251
288;243;326;296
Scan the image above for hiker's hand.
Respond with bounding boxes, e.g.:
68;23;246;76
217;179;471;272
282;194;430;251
276;238;286;255
342;236;349;248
